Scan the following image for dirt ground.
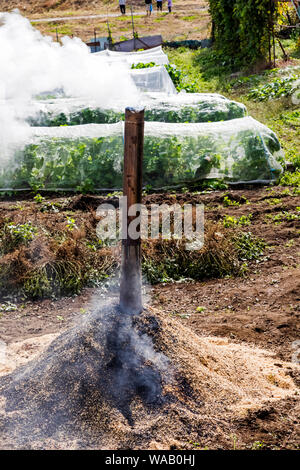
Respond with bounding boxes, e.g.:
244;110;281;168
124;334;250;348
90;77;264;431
33;12;210;45
0;1;208;16
0;1;210;43
0;186;299;449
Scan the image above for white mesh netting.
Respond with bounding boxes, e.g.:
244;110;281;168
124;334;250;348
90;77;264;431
130;66;177;94
0;117;283;191
27;92;247;126
0;42;285;191
94;46;169;66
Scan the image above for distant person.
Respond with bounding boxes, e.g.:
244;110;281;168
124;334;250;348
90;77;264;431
157;0;163;11
168;0;172;13
119;0;126;15
145;0;153;16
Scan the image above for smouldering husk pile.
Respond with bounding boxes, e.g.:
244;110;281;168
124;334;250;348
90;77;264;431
0;305;299;450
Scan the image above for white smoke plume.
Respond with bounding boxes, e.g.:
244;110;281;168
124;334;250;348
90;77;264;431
0;10;139;160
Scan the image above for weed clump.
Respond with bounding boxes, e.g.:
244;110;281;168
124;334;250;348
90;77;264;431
142;224;265;284
0;216;118;300
21;241;118;300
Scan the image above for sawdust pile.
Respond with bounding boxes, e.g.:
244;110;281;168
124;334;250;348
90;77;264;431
0;334;57;376
0;305;299;450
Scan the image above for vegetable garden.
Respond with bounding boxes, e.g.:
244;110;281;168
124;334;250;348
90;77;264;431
0;3;299;452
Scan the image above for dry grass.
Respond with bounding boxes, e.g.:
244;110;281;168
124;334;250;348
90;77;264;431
0;207;119;299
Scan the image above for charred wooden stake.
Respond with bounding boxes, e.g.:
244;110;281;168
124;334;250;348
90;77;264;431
120;108;144;315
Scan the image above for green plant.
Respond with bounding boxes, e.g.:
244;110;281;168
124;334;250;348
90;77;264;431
196;306;206;312
266;198;281;205
238;214;253;226
231;434;238;450
223;214;252;228
280;109;300;128
131;61;156;69
31;98;246;126
66;217;77;231
223;195;240;207
3;122;281;192
248;75;298;101
39;201;61;213
166;64;198;92
280;171;300;187
0;302;17;312
251;441;265;450
34;193;45;204
131;61;198;92
0;222;38;254
86;240;104;251
234;232;265;261
223;215;238;228
267;211;300;224
182;15;198;22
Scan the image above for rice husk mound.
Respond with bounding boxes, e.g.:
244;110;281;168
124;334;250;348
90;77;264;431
0;304;299;450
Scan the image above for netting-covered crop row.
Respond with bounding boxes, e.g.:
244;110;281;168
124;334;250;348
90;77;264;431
28;93;247;127
0;40;285;191
0;118;283;191
131;66;177;94
94;46;170;66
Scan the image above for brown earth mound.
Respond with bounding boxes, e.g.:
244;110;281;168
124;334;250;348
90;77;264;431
0;303;298;450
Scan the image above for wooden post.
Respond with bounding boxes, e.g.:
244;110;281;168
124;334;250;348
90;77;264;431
119;108;144;315
130;3;136;50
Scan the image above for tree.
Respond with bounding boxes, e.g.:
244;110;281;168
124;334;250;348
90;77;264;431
209;0;278;68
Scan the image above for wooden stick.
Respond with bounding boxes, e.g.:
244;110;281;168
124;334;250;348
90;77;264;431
120;107;144;315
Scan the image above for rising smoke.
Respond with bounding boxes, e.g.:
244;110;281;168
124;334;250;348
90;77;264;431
0;301;171;447
0;10;139;161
